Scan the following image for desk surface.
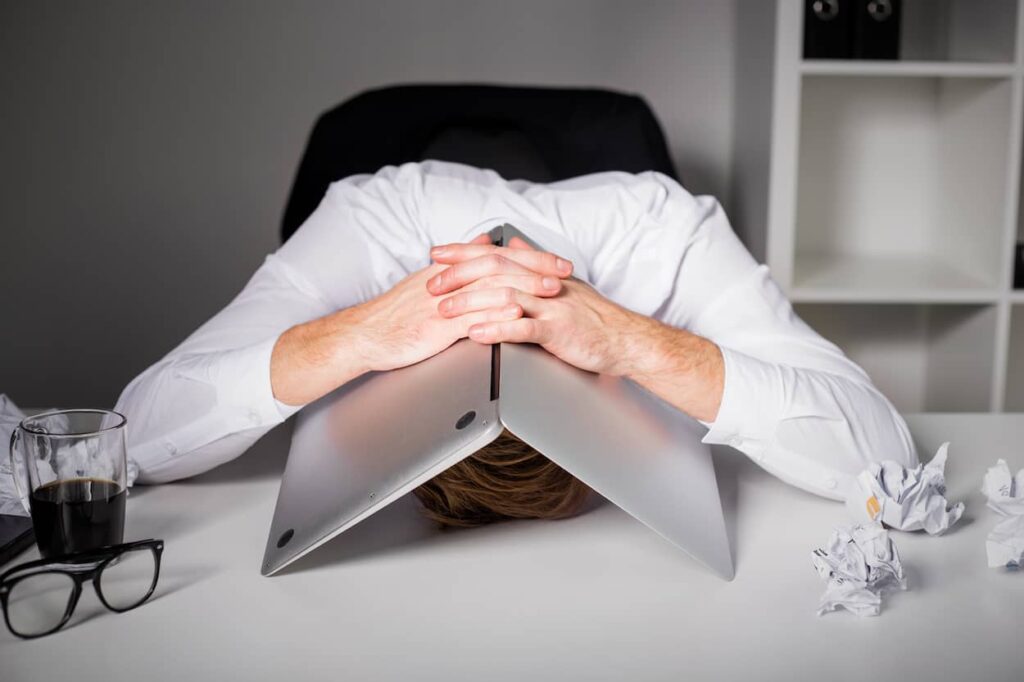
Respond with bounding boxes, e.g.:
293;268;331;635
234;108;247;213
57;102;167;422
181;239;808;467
2;414;1022;682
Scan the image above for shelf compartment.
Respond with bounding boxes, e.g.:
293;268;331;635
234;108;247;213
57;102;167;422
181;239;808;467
795;303;997;412
900;0;1019;63
791;254;999;302
1007;305;1024;411
794;75;1013;295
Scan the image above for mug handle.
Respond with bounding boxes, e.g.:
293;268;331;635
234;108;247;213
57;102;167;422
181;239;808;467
9;427;31;514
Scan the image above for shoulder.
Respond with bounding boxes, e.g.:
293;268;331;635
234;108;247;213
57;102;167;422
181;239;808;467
323;161;702;210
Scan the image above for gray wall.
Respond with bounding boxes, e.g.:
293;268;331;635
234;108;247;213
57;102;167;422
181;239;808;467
0;0;738;407
731;0;776;265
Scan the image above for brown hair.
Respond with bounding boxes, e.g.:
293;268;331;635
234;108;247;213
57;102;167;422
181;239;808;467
413;429;591;528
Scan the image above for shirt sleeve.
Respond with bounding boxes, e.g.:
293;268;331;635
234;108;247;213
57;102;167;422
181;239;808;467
115;166;434;483
116;161;919;497
114;254;322;483
535;171;919;501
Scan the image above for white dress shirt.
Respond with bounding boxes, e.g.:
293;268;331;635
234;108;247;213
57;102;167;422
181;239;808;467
113;161;918;500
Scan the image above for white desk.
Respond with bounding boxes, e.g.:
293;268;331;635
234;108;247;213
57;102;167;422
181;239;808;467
2;414;1022;682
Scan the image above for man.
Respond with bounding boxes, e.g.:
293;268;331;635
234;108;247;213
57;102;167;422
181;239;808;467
114;161;917;514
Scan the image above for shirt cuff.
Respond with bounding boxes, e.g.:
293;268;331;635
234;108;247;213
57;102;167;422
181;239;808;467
275;398;303;420
207;336;294;428
700;346;785;460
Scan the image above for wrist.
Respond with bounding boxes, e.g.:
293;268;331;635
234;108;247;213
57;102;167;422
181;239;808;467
270;306;372;406
620;320;724;423
613;313;669;380
324;305;375;376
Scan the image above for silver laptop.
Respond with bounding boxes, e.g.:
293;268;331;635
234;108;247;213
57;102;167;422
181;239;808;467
262;224;733;580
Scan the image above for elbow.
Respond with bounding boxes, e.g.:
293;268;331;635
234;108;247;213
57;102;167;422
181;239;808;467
851;382;918;469
772;375;918;488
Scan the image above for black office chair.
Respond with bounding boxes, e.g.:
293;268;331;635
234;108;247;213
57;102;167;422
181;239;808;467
280;84;678;242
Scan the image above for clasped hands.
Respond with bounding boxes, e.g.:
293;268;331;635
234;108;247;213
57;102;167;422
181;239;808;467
273;233;722;421
351;233;656;379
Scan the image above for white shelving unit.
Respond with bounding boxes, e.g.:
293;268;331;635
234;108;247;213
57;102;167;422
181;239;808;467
796;303;998;411
737;0;1024;412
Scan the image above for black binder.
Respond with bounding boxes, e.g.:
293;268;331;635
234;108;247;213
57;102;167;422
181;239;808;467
804;0;854;59
853;0;901;59
0;514;33;567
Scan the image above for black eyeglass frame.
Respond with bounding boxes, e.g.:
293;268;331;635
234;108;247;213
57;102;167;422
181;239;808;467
0;538;164;639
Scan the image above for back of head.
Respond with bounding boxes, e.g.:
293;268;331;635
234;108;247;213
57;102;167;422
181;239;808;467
413;429;591;528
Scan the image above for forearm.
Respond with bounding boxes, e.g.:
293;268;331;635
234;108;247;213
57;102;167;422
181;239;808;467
619;317;724;423
620;318;917;500
703;347;916;499
116;337;289;482
123;307;369;483
116;254;337;482
270;306;370;406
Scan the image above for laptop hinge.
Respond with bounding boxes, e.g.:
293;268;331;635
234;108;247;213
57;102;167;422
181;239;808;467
490;344;500;400
488;226;505;401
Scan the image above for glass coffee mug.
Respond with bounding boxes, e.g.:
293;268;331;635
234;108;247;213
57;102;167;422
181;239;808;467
9;409;128;558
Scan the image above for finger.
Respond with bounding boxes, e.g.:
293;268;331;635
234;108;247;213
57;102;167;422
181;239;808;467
427;254;567;295
438;287;547;318
427;254;535;294
468;318;550;345
429;243;573;279
507;236;535;251
459;273;562;298
449;303;523;336
469;233;493;245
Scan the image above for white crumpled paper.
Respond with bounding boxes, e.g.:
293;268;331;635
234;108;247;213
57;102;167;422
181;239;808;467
981;459;1024;517
0;394;30;517
811;523;907;617
846;443;964;535
986;515;1024;569
981;459;1024;568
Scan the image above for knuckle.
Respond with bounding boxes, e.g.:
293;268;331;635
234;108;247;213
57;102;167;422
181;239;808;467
475;277;495;291
501;287;516;304
485;254;504;270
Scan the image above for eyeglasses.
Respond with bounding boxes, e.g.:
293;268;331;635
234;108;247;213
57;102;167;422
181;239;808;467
0;539;164;639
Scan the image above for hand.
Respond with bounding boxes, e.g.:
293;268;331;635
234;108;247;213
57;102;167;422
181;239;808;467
426;237;574;298
272;234;530;405
429;238;724;421
348;235;529;373
429;238;648;376
353;233;579;372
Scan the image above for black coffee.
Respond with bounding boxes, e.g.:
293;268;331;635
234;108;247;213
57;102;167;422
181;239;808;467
29;478;125;558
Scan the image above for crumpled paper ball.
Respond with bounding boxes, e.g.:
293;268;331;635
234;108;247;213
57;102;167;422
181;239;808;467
846;443;964;535
812;523;907;617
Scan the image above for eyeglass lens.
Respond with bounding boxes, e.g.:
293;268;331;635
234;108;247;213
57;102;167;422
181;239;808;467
6;571;76;637
98;546;159;610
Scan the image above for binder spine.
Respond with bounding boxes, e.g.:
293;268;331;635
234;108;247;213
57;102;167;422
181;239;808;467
852;0;901;60
803;0;854;59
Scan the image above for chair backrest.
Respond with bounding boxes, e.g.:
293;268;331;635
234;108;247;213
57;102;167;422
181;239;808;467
281;84;678;242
